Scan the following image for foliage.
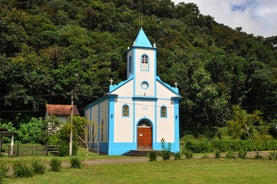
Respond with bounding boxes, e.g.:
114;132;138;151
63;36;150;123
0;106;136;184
268;152;277;160
49;158;62;172
227;105;271;155
32;160;46;175
174;152;181;160
238;149;247;159
184;150;193;159
148;151;157;161
0;164;8;184
70;157;82;169
215;150;221;159
18;117;47;144
160;138;171;160
13;161;33;177
0;0;276;137
226;150;236;159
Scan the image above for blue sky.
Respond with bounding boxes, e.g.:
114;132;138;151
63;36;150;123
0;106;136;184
173;0;277;37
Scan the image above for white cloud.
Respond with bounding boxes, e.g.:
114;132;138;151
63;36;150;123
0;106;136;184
173;0;277;37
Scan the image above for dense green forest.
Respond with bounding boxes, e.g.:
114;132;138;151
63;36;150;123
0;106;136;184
0;0;276;138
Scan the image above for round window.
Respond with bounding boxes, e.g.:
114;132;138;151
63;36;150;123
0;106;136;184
141;81;149;89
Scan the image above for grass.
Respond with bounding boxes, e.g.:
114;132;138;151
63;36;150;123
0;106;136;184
4;159;277;184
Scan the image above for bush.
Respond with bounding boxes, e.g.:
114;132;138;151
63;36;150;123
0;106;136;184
226;150;236;159
32;160;46;174
50;158;62;172
0;164;8;183
215;150;221;159
184;150;193;159
238;149;247;159
13;161;33;177
160;138;171;160
70;157;81;168
268;152;277;160
174;152;181;160
148;151;157;161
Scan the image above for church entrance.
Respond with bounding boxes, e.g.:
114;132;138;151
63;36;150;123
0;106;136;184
137;119;152;150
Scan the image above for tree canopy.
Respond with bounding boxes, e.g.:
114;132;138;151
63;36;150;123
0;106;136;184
0;0;276;136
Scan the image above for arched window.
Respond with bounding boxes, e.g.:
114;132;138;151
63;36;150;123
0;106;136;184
161;106;167;117
141;54;149;71
122;105;129;116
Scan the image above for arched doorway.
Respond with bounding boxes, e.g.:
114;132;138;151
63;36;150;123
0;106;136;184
137;119;152;150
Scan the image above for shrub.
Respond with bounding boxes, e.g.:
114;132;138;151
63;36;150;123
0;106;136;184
184;150;193;159
50;158;62;172
0;164;8;183
148;151;157;161
13;161;33;177
32;160;46;174
238;149;247;159
70;157;81;168
268;152;277;160
160;138;171;160
215;150;221;159
226;150;236;159
174;152;181;160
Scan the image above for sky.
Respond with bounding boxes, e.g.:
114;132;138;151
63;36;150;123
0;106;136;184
173;0;277;37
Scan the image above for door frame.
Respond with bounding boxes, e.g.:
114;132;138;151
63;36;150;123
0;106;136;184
137;119;152;150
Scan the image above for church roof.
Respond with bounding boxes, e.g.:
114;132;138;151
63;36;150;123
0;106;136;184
133;28;152;48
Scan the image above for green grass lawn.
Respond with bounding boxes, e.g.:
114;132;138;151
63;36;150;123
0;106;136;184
4;159;277;184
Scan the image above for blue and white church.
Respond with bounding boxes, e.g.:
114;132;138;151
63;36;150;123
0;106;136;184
84;29;182;155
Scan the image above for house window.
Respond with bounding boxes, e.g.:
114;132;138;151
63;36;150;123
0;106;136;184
161;106;167;117
122;105;129;116
101;119;104;142
141;54;149;71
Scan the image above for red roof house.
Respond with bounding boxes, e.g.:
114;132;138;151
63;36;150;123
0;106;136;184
45;104;79;122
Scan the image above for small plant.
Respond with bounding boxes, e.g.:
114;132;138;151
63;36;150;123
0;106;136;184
0;164;8;183
70;157;81;168
13;161;33;177
32;160;46;174
160;138;171;160
202;153;209;159
215;150;221;159
238;149;247;159
268;152;277;160
226;150;236;159
50;158;62;172
148;151;157;161
174;152;181;160
184;150;193;159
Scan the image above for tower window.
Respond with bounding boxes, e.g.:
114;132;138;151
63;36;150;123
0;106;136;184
141;54;149;71
122;105;129;116
161;106;167;117
128;56;132;74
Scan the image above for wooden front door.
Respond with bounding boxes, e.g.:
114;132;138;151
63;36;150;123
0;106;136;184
137;127;152;149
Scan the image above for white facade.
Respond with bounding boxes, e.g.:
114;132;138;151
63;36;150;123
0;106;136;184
84;29;181;155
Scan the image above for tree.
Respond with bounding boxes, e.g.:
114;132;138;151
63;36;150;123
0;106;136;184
227;105;272;156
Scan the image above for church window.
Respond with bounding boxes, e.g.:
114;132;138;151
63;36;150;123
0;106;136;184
161;106;167;117
128;56;132;74
122;105;129;116
141;54;149;71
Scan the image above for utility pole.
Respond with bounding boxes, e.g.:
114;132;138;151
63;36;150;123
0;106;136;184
69;90;74;156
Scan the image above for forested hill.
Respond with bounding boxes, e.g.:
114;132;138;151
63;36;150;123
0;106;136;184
0;0;276;135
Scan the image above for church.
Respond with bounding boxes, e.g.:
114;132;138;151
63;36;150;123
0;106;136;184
84;28;182;155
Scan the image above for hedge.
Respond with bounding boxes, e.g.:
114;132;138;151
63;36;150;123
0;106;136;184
183;140;277;153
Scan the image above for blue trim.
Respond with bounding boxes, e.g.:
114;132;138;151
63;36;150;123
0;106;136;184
174;99;180;153
156;76;181;95
109;77;133;93
108;96;115;152
108;142;137;155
